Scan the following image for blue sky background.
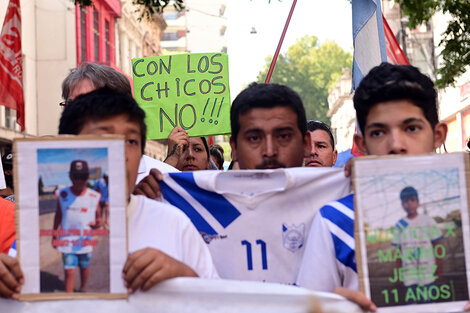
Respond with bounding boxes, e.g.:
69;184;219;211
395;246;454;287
37;148;108;187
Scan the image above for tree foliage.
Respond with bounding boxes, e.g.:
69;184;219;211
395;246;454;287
396;0;470;87
74;0;185;20
256;36;352;124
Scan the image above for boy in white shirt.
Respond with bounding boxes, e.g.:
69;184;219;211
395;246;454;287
296;63;448;311
0;87;217;299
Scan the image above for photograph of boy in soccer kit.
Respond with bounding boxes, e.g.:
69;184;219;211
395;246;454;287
52;160;102;293
390;186;443;303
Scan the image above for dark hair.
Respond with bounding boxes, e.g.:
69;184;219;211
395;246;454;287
400;186;418;201
354;63;438;133
306;120;335;149
58;87;147;154
230;83;307;142
62;62;132;100
2;150;13;190
1;151;13;171
200;137;210;160
209;144;224;169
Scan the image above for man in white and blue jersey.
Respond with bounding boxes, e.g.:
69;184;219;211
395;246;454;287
149;83;354;285
296;63;448;311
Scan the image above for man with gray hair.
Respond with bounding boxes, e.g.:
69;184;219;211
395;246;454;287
60;62;178;180
61;62;132;105
303;120;337;168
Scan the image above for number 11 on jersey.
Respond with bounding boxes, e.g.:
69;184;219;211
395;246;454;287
241;239;268;271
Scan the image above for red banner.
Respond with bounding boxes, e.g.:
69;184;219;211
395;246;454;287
0;0;24;131
383;14;410;65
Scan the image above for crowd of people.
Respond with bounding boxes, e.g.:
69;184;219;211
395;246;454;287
0;60;464;311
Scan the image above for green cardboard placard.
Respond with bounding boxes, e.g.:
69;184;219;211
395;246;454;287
132;53;231;140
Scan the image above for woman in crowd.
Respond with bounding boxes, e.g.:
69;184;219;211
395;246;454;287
164;127;211;171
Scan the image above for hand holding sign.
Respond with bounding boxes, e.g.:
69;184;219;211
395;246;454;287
132;53;231;140
165;127;189;167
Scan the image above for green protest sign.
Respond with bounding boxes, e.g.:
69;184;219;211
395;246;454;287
132;53;231;140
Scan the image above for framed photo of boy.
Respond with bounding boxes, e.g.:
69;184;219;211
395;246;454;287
353;152;470;312
14;136;128;300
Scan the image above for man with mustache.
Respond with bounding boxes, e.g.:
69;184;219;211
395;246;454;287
229;83;311;170
303;120;337;168
134;82;312;197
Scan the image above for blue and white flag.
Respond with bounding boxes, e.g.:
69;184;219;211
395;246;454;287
333;149;356;169
352;0;388;90
160;168;351;285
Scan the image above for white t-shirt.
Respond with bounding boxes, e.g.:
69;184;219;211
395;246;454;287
160;168;351;285
136;155;179;183
127;194;219;279
391;214;442;286
56;187;101;254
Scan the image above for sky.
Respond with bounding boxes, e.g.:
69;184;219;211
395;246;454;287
37;148;108;187
0;0;352;100
226;0;353;97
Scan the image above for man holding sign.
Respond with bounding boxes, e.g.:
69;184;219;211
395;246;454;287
153;83;354;286
296;63;449;311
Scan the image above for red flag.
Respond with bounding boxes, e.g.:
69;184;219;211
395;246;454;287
0;0;24;131
383;14;410;65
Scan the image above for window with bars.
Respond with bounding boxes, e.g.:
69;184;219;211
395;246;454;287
93;9;99;62
105;20;110;63
80;8;86;63
5;108;17;131
76;1;117;66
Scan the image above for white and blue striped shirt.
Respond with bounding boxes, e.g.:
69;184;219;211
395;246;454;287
296;193;358;292
160;168;351;285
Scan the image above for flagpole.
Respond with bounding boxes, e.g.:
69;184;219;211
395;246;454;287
264;0;297;84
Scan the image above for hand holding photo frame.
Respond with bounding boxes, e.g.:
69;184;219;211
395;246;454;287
14;136;128;300
353;152;470;312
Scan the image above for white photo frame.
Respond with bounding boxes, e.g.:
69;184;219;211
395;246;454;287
353;152;470;312
14;136;128;300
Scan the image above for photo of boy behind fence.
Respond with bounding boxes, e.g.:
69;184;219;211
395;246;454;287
391;186;443;302
366;178;468;307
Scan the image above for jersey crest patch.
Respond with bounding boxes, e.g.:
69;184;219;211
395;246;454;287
282;223;305;252
201;232;228;244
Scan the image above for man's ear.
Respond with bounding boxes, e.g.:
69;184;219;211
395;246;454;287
229;136;238;162
353;133;368;155
303;131;312;158
332;150;338;166
433;122;448;150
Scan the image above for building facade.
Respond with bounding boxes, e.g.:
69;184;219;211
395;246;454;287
328;1;469;153
0;0;168;159
159;0;227;54
327;68;355;153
